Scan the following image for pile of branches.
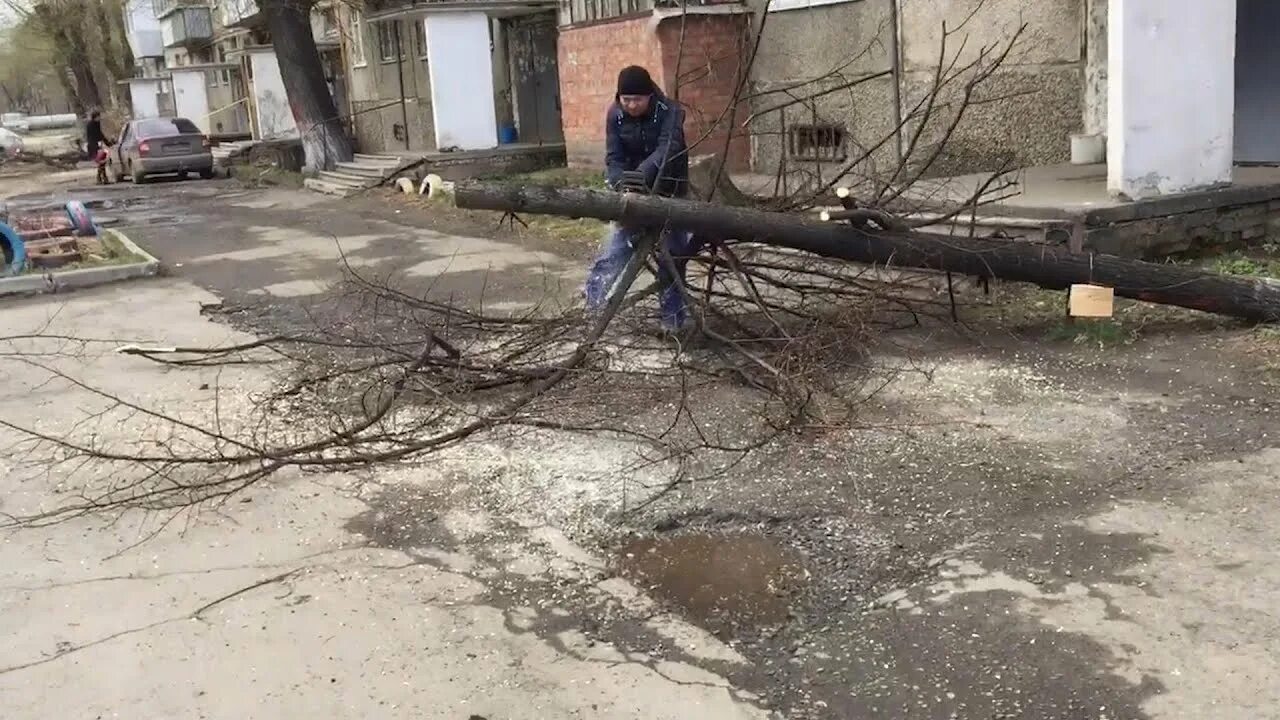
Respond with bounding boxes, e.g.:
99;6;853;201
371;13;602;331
5;213;961;524
0;5;1124;528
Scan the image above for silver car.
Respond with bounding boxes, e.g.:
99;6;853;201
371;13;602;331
113;116;215;183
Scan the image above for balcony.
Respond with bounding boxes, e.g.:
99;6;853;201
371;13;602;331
152;0;209;19
218;0;263;28
160;6;214;48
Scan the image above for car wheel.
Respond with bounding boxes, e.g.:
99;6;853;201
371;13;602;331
199;167;215;180
130;161;145;184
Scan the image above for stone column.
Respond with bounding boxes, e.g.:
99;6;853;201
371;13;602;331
1083;0;1107;137
1107;0;1237;199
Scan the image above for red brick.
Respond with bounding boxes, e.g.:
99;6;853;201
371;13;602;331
558;12;750;171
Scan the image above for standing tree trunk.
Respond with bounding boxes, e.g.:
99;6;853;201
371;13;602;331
108;0;137;81
54;64;84;116
95;0;131;112
260;0;353;172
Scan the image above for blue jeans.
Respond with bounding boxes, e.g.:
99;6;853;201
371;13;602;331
584;224;701;330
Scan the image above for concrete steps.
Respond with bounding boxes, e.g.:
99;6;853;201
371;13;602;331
317;170;372;186
304;177;358;197
305;153;408;197
354;153;405;164
334;161;392;180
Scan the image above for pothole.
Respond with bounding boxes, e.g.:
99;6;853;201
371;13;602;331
615;532;809;631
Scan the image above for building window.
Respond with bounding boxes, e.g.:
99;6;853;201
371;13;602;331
318;6;337;38
788;124;847;162
221;69;231;85
208;69;219;87
348;10;367;66
563;0;648;26
376;20;403;63
413;20;426;59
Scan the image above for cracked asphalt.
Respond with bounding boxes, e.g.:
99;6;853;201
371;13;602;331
2;172;1280;719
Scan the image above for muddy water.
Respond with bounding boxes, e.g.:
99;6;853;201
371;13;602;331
615;533;808;631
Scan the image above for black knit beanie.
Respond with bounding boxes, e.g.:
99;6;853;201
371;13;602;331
617;65;655;96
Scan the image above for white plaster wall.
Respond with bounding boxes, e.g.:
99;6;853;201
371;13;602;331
424;13;498;151
128;79;163;119
1108;0;1237;198
899;0;1083;71
171;70;211;133
248;50;299;140
1083;0;1107;136
123;0;163;60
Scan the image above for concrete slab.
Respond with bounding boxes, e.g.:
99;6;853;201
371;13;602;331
0;281;768;720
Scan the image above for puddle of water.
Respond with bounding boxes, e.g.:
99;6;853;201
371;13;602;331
615;533;808;629
83;197;151;211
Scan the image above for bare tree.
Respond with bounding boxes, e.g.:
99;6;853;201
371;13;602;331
5;0;136;114
0;19;67;113
28;1;106;111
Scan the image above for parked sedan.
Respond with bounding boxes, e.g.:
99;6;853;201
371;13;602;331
113;117;215;183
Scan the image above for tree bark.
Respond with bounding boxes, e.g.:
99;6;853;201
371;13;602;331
454;183;1280;324
53;61;84;116
95;0;131;112
260;0;353;172
108;0;136;81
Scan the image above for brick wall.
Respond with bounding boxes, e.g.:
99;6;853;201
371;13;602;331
558;10;750;172
559;16;662;167
657;13;750;172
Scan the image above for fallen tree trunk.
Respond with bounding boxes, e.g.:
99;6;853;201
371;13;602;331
7;151;80;171
454;183;1280;323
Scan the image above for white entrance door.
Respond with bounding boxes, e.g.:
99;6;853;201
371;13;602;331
424;13;498;151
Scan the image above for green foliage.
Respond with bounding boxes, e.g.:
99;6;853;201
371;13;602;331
1044;319;1136;348
1213;252;1280;278
493;166;608;190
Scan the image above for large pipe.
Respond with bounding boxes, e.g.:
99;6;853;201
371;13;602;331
24;114;80;131
2;114;80;133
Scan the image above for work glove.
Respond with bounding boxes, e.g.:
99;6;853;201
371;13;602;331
618;170;648;194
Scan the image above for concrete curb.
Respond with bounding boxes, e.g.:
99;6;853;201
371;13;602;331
0;228;160;298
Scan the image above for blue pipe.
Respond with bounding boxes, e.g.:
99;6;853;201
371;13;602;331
0;221;26;276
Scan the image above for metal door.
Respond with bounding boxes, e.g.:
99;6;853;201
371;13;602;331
1235;0;1280;164
510;14;564;144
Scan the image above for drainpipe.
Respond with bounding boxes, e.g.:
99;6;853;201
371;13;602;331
395;22;410;151
888;0;904;166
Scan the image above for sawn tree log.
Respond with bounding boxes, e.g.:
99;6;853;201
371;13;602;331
454;183;1280;323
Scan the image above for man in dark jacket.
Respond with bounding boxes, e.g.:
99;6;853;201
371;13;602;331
585;65;700;332
84;111;105;161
